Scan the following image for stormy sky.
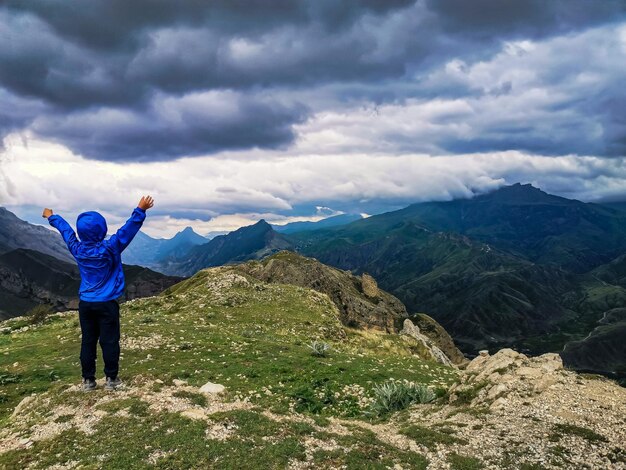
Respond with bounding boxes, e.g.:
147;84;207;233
1;0;625;237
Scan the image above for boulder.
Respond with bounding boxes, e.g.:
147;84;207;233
361;273;379;298
400;319;455;366
199;382;226;394
452;348;567;407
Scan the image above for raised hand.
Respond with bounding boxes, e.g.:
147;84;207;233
138;195;155;211
42;208;53;218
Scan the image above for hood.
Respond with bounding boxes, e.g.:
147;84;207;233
76;211;108;243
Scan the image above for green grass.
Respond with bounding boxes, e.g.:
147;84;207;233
549;423;607;443
96;397;151;417
173;390;208;407
447;452;484;470
0;268;454;468
400;424;468;449
0;272;457;425
450;380;489;405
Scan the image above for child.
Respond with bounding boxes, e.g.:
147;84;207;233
43;196;155;391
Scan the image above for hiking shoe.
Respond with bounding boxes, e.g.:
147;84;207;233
104;377;122;390
82;378;97;391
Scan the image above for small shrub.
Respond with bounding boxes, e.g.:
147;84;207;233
451;381;489;405
0;372;20;385
139;316;155;324
48;370;60;382
401;424;468;449
178;342;193;351
551;423;607;443
307;341;330;357
368;380;436;416
447;452;484;470
174;390;208;407
27;304;54;325
289;379;337;414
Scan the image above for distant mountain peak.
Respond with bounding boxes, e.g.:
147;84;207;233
480;183;568;205
171;226;205;242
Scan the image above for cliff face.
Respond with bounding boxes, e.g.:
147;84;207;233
409;313;467;366
0;207;74;264
560;308;626;384
0;248;182;320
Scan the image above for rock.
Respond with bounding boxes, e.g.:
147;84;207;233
479;350;489;357
11;395;37;419
467;348;520;380
456;348;573;407
173;379;188;387
516;367;543;378
401;318;421;338
181;408;206;420
199;382;225;394
487;383;508;399
533;375;557;393
400;319;455;366
490;396;509;410
361;273;379;298
412;313;468;365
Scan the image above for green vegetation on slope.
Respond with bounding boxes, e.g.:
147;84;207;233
0;267;457;468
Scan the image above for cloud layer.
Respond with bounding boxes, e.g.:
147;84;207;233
1;1;624;161
1;1;626;235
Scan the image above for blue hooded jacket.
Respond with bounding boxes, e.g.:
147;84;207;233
48;207;146;302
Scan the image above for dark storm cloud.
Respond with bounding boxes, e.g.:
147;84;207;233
31;91;308;161
427;0;625;38
0;0;624;161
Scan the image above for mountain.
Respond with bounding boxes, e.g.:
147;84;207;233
0;248;183;320
1;264;624;468
158;220;293;276
273;213;363;234
290;184;626;378
561;308;626;384
294;216;580;352
317;183;626;273
0;207;74;263
121;227;207;268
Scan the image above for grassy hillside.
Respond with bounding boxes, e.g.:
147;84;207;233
0;267;456;469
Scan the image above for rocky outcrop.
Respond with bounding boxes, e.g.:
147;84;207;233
449;348;569;409
411;348;626;469
399;319;454;366
410;313;467;365
235;251;408;332
360;273;379;298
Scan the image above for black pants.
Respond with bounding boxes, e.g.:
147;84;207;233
78;299;120;380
